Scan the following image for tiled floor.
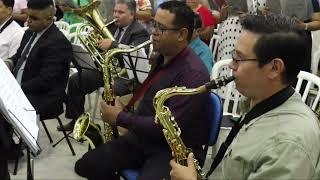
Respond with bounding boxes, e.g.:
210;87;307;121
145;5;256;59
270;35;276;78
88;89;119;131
8;93;227;180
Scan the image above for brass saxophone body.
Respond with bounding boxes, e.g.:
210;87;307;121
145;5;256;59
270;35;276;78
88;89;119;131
153;76;235;180
70;1;117;149
73;40;152;149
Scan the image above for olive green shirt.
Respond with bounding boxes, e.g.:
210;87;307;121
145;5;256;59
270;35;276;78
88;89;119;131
221;92;320;179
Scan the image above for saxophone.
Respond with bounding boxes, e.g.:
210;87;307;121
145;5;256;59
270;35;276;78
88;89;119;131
73;40;152;149
153;76;235;180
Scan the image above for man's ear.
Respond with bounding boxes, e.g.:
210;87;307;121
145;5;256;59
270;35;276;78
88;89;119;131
268;58;285;79
177;28;189;42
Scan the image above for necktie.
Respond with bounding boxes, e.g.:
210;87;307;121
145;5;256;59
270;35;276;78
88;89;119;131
115;27;123;42
13;33;37;77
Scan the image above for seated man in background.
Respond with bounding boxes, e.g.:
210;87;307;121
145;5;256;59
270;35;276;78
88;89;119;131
6;0;72;119
170;14;320;180
59;0;150;131
0;0;24;60
189;13;214;74
12;0;27;27
74;1;210;179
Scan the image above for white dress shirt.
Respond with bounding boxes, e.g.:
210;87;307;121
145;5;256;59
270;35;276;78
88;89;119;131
114;25;129;43
0;18;24;60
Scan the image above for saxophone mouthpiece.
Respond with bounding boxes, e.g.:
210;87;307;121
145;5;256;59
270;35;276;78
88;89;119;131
205;76;235;90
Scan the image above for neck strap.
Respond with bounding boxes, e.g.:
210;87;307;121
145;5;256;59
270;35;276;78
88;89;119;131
206;86;295;177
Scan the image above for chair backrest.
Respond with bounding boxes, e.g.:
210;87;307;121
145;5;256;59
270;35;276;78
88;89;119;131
211;59;242;117
295;70;320;110
207;92;223;146
54;21;70;32
312;49;320;75
68;23;83;33
68;32;82;45
209;34;221;60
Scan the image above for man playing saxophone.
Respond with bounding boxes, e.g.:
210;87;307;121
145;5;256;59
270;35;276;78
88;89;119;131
59;0;149;131
170;14;320;180
74;1;211;179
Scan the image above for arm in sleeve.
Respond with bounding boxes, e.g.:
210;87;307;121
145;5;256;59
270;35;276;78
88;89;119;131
248;141;317;179
21;38;72;93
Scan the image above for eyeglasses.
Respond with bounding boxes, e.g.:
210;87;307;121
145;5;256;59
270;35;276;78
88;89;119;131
152;21;180;33
231;50;257;65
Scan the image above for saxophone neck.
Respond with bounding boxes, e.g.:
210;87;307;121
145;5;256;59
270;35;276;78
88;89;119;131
153;86;204;112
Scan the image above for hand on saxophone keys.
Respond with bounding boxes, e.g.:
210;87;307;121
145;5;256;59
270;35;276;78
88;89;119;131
170;153;197;180
100;96;122;125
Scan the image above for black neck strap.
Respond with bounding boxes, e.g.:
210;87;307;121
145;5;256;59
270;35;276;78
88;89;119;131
0;18;13;34
206;86;295;178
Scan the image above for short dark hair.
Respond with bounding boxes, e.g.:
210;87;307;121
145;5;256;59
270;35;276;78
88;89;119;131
241;14;308;84
116;0;136;14
1;0;14;8
27;0;54;10
158;1;194;42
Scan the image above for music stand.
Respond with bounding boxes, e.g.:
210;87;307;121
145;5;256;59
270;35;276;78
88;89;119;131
0;59;41;180
71;44;102;91
117;44;150;85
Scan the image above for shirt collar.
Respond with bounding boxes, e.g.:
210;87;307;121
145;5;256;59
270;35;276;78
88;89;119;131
0;16;12;29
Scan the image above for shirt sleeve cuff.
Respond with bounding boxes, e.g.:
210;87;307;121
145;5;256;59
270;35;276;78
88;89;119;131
116;111;131;129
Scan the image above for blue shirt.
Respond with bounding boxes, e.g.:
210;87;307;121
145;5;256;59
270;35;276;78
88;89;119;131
189;37;214;74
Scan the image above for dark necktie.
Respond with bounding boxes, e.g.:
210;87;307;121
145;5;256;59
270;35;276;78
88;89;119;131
115;27;123;42
13;33;37;77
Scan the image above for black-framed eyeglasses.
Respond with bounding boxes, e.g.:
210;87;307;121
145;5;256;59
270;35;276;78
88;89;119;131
152;20;180;33
231;50;257;64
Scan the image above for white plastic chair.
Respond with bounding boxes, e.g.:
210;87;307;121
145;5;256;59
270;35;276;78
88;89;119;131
67;32;82;45
209;34;220;60
54;21;70;32
210;59;242;158
68;23;83;34
295;71;320;110
311;49;320;75
211;59;242;117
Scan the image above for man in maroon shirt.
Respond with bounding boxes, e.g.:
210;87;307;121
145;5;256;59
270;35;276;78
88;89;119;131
74;1;210;179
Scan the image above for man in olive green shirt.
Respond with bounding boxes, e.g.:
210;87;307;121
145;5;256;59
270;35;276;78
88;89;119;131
170;14;320;180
